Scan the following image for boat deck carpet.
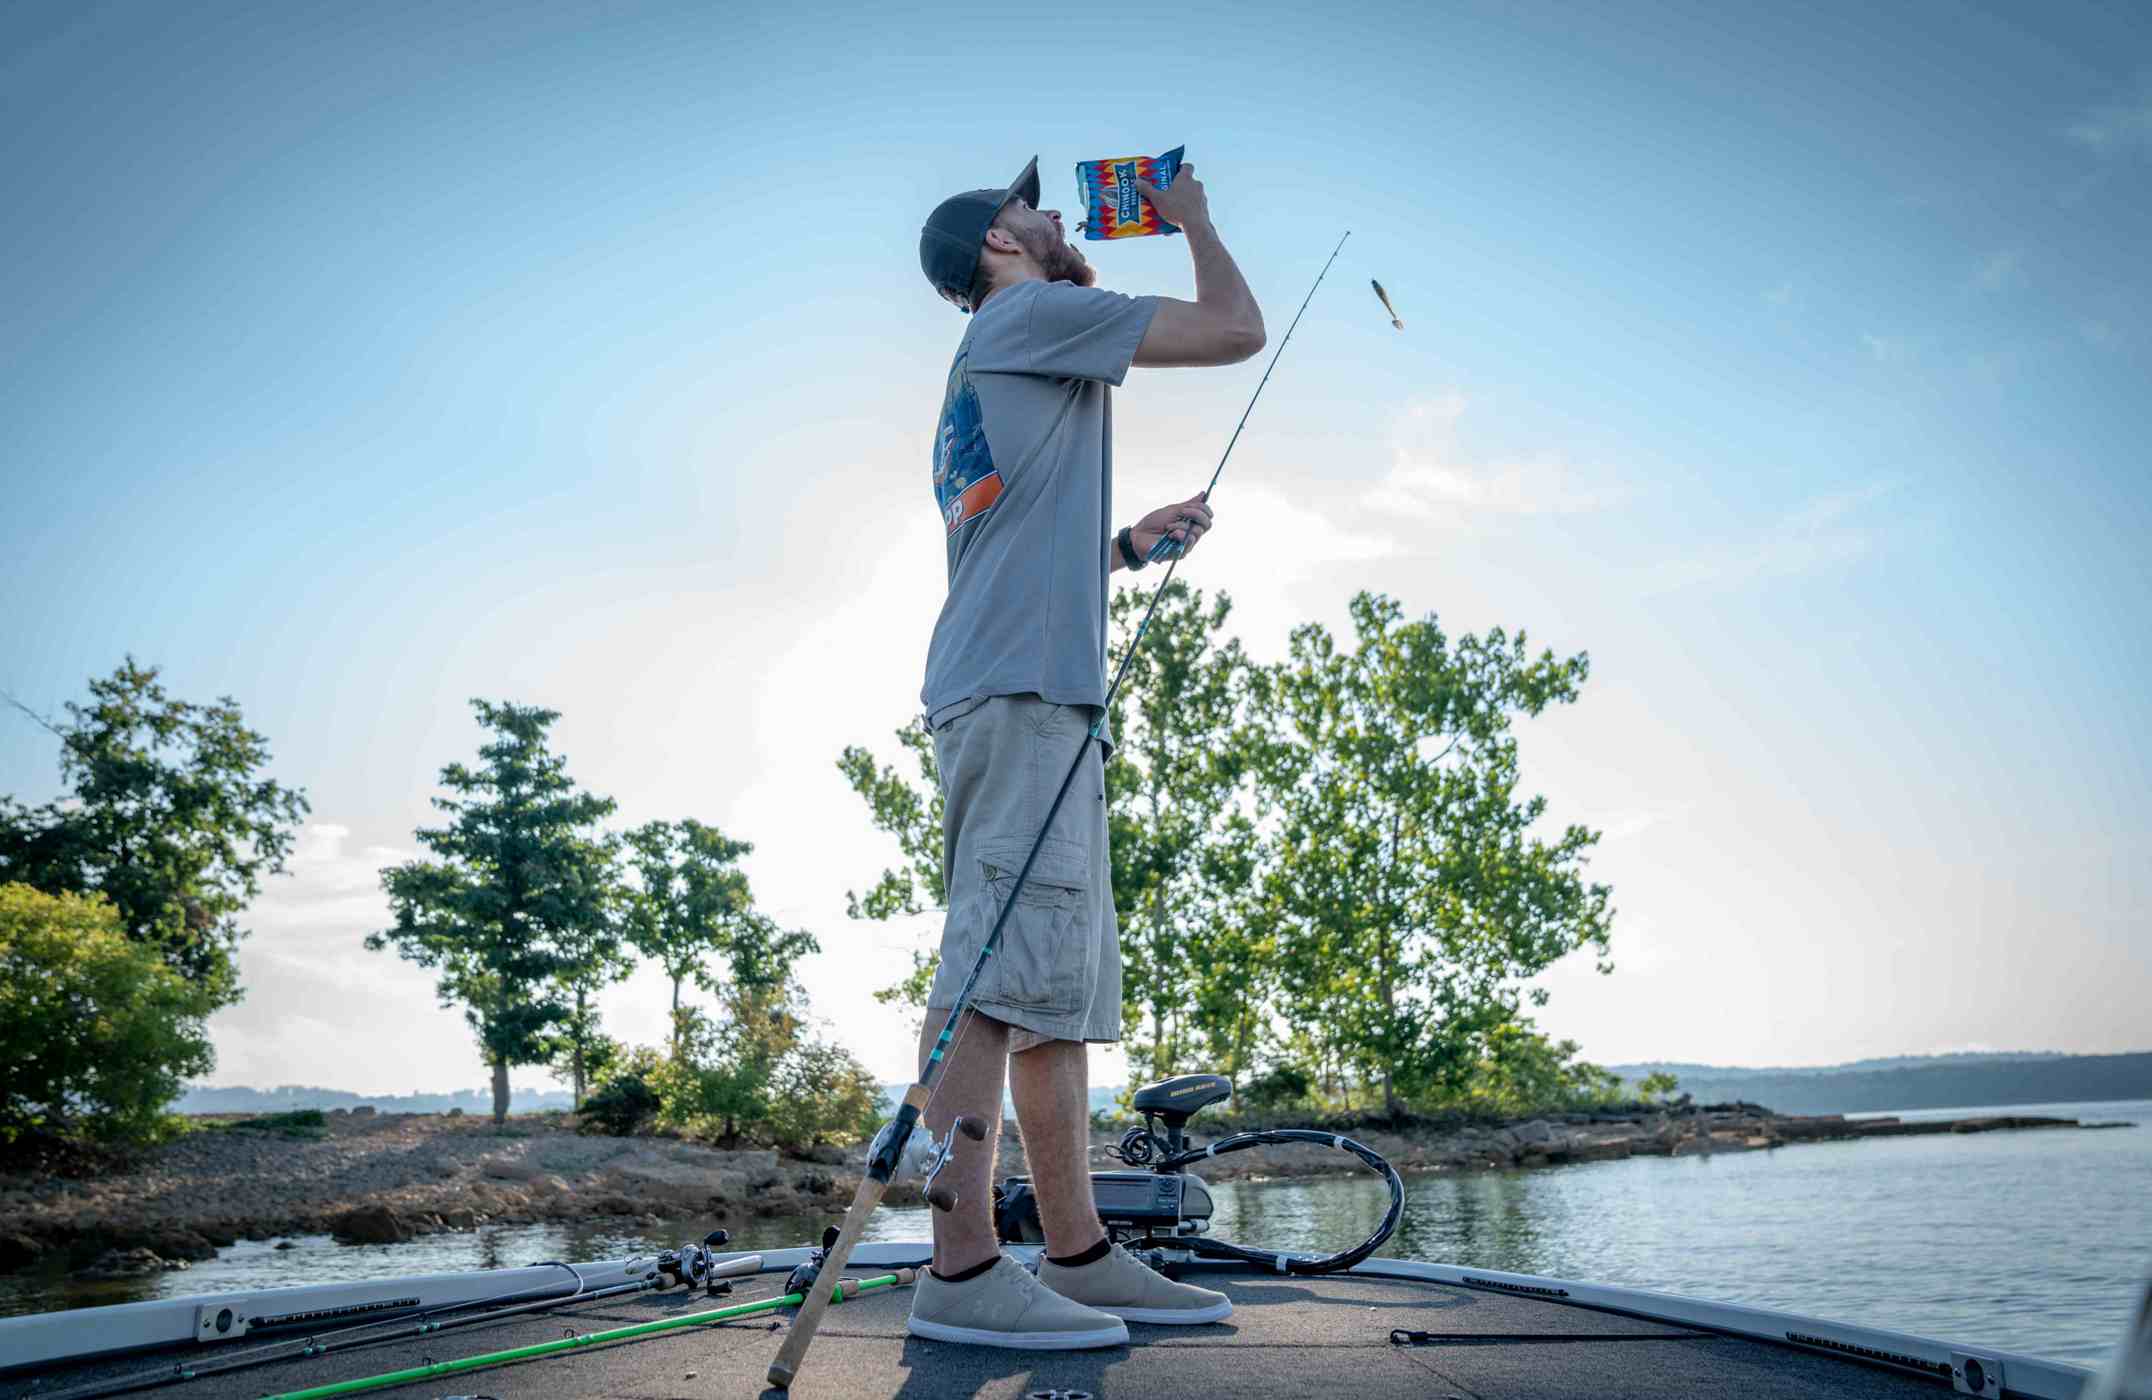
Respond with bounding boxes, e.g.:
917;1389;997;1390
4;1271;1966;1399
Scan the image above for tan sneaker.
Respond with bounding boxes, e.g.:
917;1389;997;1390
1038;1243;1234;1324
907;1254;1130;1350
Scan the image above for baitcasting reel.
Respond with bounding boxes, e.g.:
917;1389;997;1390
869;1112;989;1212
789;1112;989;1298
655;1229;755;1297
785;1225;857;1299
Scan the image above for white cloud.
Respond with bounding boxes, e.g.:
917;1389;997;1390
2067;75;2152;155
2079;319;2122;348
247;823;409;941
1974;249;2022;291
1861;333;1911;364
208;819;452;1088
1641;482;1896;595
1966;348;2018;387
1592;802;1696;844
1363;393;1625;527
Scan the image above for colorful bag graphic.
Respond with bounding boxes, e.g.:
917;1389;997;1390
1075;145;1185;240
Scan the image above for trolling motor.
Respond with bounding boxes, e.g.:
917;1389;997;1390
994;1072;1406;1278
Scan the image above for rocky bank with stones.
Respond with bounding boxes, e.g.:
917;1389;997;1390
0;1103;2099;1280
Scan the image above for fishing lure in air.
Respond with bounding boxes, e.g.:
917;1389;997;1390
1371;279;1403;330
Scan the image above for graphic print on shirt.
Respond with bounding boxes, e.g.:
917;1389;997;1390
933;347;1001;537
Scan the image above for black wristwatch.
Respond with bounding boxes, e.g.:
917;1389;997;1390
1116;525;1146;571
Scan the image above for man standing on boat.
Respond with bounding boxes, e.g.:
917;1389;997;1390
908;155;1263;1350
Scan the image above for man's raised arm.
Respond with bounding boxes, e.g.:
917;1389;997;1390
1130;164;1267;368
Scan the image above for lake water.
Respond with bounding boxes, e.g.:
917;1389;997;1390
6;1099;2145;1367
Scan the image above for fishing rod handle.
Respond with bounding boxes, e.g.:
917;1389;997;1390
766;1083;927;1388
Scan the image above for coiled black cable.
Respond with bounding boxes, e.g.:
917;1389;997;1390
1135;1128;1407;1276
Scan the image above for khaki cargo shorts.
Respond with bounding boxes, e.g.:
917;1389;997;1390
924;692;1121;1051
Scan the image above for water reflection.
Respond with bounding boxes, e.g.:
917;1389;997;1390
1203;1107;2150;1365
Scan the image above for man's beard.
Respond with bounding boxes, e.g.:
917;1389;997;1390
1020;223;1096;288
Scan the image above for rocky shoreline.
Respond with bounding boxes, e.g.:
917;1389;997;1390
0;1102;2116;1281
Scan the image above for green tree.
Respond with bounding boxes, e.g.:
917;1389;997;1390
623;819;756;1055
723;911;819;1001
650;987;879;1151
836;720;946;1014
550;1028;627;1108
764;1036;886;1148
549;947;630;1109
1102;581;1256;1083
1178;808;1280;1085
645;888;819;1144
0;883;217;1142
837;584;1267;1063
1458;1020;1623;1116
1638;1070;1681;1103
1249;592;1613;1114
0;659;310;1008
366;701;617;1124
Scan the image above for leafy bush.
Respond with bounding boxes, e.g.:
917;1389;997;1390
1452;1021;1623;1116
0;884;218;1144
589;991;885;1152
649;1003;784;1145
1237;1062;1314;1113
763;1039;883;1149
578;1047;665;1136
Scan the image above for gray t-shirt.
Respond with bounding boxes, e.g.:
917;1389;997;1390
923;278;1159;722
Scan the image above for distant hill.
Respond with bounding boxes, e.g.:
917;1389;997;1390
192;1052;2149;1124
1608;1050;2152;1115
177;1084;576;1115
1609;1051;2073;1081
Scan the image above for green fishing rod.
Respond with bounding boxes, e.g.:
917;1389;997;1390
255;1269;915;1400
770;230;1352;1390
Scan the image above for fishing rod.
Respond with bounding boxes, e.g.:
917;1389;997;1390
35;1245;762;1400
768;229;1353;1391
247;1269;916;1400
1145;229;1353;562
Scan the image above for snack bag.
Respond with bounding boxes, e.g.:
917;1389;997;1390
1075;145;1185;240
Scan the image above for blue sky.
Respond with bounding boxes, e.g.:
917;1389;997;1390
3;0;2146;1091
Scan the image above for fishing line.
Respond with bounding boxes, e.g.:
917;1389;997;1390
1144;228;1354;562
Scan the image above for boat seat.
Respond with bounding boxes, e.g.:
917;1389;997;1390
1131;1073;1233;1121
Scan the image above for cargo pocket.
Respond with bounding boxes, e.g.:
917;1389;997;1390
929;694;990;734
975;836;1091;1019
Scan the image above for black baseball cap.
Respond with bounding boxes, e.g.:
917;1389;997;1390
920;155;1041;313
